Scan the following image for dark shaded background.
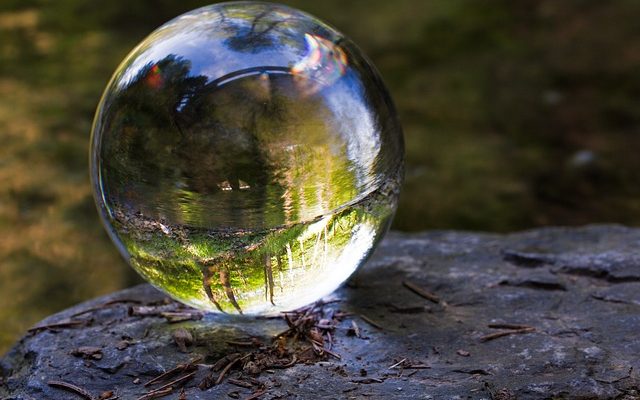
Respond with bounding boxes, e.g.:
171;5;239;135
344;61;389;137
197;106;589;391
2;0;640;351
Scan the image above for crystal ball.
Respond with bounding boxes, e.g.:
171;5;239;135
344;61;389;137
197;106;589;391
90;2;403;314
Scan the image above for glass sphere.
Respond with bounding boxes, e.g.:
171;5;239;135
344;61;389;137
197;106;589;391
90;2;403;314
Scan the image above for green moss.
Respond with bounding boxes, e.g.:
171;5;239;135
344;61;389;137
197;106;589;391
114;190;387;313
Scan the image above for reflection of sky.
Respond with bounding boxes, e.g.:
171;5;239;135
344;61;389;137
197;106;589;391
322;71;381;189
116;10;307;90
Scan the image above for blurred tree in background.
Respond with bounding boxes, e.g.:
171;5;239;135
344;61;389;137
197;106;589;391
2;0;640;351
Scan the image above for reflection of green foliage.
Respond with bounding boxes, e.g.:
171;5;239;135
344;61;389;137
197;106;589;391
114;188;393;313
131;257;203;302
259;223;307;256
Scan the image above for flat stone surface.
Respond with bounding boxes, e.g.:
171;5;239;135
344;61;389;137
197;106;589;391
2;225;640;399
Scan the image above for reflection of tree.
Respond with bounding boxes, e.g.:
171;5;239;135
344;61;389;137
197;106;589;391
102;54;208;211
103;54;278;226
263;253;275;305
100;38;383;313
203;261;242;314
224;8;282;53
220;5;301;54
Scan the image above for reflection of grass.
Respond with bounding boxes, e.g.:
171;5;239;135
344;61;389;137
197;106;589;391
3;0;640;351
115;199;380;314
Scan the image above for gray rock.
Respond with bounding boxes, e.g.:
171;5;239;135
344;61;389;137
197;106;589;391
2;225;640;399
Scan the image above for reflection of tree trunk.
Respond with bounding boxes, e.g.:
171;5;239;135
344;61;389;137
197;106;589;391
276;255;284;293
263;253;275;305
201;262;243;314
263;257;268;302
219;268;243;314
312;230;322;265
202;264;224;313
299;238;306;271
286;242;294;284
323;225;328;267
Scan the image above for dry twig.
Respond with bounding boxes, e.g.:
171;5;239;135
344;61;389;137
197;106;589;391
480;327;536;342
359;314;383;330
402;280;440;304
47;380;94;400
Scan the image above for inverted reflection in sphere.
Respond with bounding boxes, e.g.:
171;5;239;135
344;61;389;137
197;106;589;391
90;2;404;314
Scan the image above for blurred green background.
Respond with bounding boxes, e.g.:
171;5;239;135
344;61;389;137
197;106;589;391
2;0;640;352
